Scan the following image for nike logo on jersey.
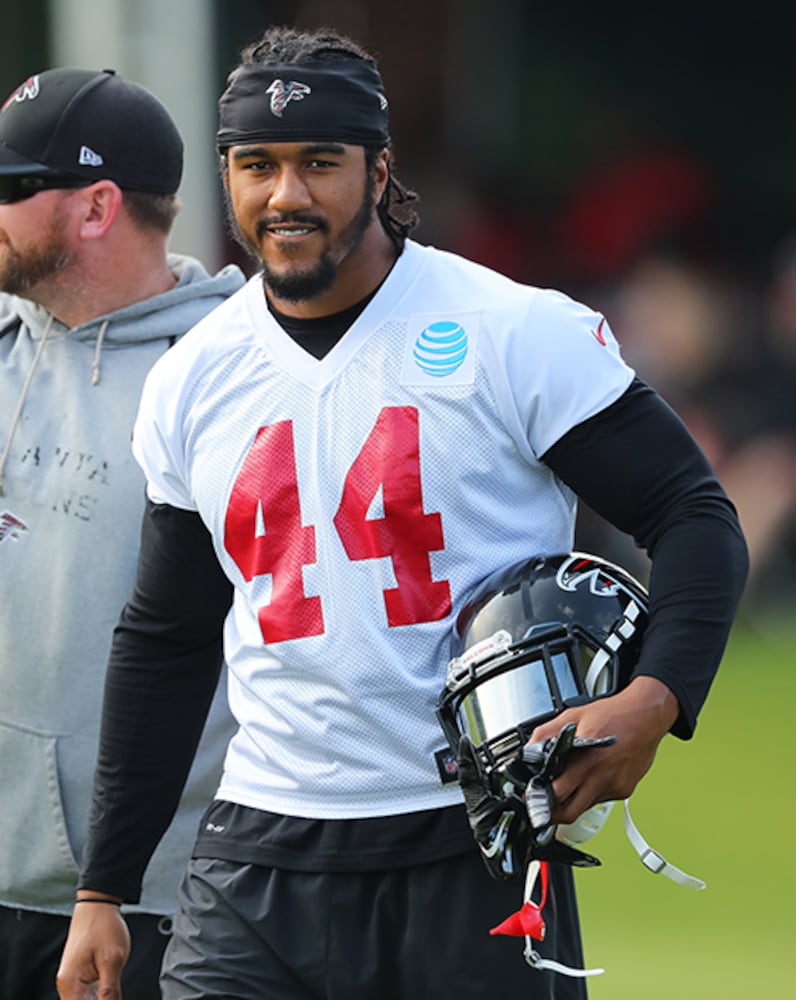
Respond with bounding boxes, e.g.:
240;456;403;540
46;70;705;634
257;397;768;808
590;317;608;345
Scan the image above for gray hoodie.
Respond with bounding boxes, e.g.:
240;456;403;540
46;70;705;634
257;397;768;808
0;253;245;916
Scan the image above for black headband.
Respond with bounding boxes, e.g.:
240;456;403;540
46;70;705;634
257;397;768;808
217;59;390;149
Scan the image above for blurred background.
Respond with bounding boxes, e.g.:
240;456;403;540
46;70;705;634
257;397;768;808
2;2;793;995
3;0;794;614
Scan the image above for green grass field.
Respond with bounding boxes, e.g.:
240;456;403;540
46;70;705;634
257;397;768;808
574;619;795;998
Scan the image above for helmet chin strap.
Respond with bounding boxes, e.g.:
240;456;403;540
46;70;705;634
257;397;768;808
490;799;705;978
622;799;706;890
581;601;705;892
491;861;605;978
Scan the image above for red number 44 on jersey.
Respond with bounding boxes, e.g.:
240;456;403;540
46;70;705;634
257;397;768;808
224;405;452;643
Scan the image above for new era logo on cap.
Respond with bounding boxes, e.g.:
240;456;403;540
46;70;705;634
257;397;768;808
78;145;103;167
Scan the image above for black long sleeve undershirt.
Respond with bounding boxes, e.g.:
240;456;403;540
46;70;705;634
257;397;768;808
543;377;748;736
79;501;233;902
79;378;748;901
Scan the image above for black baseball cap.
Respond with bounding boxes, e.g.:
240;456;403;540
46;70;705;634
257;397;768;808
0;68;183;194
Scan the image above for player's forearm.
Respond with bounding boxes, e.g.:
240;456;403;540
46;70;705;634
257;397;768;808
79;628;224;900
635;502;748;735
543;379;749;737
79;500;232;901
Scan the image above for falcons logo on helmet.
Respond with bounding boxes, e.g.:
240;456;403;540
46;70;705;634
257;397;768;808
266;79;312;118
556;554;638;601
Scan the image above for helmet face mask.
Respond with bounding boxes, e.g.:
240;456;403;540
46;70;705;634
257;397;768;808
438;553;649;791
443;623;618;776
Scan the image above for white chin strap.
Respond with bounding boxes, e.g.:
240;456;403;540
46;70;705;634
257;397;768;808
520;861;605;979
622;799;706;890
525;947;605;979
521;800;704;979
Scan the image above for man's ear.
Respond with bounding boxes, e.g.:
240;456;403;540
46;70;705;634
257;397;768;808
373;148;390;204
77;180;124;240
219;153;230;191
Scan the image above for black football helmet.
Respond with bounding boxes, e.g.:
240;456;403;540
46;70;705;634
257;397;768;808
438;551;649;787
439;552;703;972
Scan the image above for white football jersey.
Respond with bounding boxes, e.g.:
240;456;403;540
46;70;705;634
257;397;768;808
132;240;634;819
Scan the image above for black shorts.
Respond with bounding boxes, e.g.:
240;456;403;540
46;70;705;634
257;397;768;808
0;903;172;1000
161;852;587;1000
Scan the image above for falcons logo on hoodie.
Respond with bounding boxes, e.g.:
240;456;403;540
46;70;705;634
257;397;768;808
0;511;28;544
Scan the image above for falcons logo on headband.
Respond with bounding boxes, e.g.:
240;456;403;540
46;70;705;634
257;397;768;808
266;79;312;118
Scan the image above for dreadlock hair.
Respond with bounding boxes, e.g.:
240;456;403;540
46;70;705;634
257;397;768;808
236;24;419;251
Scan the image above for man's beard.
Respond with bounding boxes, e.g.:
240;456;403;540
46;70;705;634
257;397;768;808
225;172;377;303
0;214;72;297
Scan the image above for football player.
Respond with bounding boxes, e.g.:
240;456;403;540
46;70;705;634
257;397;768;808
56;25;747;1000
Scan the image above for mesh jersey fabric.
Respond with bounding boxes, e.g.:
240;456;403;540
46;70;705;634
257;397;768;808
131;239;634;820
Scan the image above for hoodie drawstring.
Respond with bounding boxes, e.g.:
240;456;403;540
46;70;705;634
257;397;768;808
0;314;55;497
0;316;110;496
91;320;109;385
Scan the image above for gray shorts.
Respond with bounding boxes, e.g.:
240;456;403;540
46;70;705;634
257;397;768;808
160;853;586;1000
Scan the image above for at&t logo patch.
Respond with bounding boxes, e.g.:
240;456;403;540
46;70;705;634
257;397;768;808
401;312;480;386
413;321;468;377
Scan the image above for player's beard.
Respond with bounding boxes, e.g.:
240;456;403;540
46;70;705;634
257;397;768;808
0;210;72;296
226;171;377;303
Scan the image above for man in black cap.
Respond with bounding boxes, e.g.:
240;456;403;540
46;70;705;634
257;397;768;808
57;25;747;1000
0;67;243;999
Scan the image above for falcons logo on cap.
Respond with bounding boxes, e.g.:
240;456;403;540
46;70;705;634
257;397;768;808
266;79;312;118
2;75;40;111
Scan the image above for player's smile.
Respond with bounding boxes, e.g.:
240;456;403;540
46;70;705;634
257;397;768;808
264;220;322;239
257;213;328;253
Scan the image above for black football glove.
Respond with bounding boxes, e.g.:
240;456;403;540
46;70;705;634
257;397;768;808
521;722;616;845
458;724;616;883
457;733;532;883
